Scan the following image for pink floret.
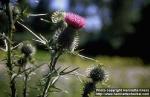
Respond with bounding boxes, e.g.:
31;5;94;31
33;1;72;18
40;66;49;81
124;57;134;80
64;12;85;29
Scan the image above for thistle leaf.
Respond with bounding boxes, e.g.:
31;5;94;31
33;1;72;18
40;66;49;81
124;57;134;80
51;75;60;85
60;67;79;75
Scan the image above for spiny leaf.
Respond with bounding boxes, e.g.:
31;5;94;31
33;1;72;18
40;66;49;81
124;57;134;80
60;66;71;73
51;75;60;85
60;67;79;75
71;52;100;63
39;34;48;43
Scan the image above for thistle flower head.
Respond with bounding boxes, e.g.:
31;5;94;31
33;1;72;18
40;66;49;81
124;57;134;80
20;42;35;57
51;11;85;29
64;12;85;29
51;11;85;52
87;65;108;83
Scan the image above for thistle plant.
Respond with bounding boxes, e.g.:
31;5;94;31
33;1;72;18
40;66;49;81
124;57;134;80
18;42;36;97
0;1;40;97
0;1;109;97
38;11;85;97
15;10;86;97
0;0;17;97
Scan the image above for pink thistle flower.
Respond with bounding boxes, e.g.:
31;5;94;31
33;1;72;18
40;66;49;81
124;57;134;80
64;12;85;29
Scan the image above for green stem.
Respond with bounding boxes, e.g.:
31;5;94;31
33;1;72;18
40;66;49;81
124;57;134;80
50;51;61;71
41;76;51;97
22;56;29;97
23;73;28;97
41;51;61;97
5;1;16;97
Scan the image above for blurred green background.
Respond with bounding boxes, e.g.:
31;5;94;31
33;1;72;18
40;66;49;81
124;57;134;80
0;51;150;97
0;0;150;97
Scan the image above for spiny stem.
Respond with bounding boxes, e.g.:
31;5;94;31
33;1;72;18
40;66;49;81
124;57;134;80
41;51;60;97
50;51;61;71
22;56;29;97
5;0;16;97
6;1;13;69
41;76;51;97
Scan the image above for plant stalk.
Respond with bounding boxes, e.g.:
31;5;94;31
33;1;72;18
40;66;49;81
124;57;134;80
23;56;28;97
41;51;61;97
5;0;16;97
41;76;51;97
23;73;28;97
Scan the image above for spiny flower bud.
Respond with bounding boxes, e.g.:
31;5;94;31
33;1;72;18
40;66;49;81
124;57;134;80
82;82;96;97
51;11;65;23
87;65;106;83
52;26;79;52
20;42;35;57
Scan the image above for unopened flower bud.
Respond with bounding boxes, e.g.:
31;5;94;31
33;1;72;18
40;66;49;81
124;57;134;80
88;65;106;83
53;27;79;52
20;42;35;57
51;11;65;23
